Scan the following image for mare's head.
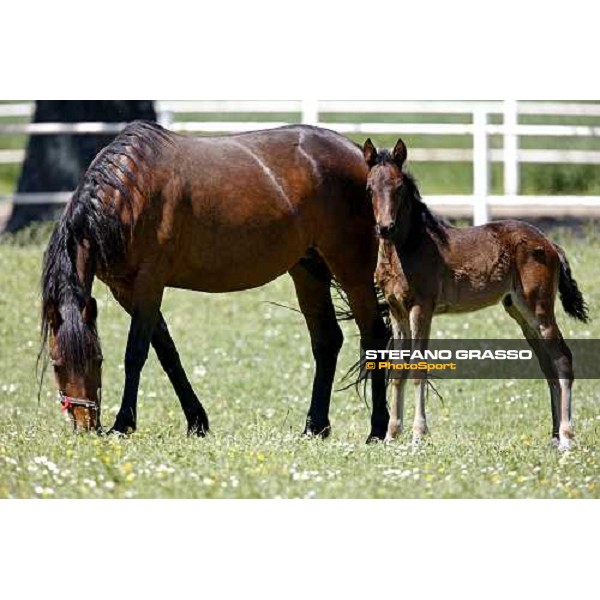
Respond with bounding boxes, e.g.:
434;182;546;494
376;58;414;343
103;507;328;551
41;218;104;431
363;138;409;242
43;297;103;431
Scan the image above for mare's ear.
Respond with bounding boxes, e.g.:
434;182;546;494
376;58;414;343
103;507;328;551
392;138;408;167
83;297;98;325
46;300;62;330
363;138;378;169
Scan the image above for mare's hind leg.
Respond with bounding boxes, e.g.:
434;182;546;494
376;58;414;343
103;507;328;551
315;257;389;442
289;259;344;438
343;283;388;442
504;294;574;450
152;313;209;436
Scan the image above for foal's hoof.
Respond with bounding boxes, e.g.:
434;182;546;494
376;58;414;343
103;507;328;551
365;432;386;444
558;439;574;452
551;436;574;452
302;418;331;439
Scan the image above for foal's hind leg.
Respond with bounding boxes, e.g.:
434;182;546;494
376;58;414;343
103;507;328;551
289;261;344;438
152;313;209;436
503;298;560;444
535;310;574;450
505;294;575;450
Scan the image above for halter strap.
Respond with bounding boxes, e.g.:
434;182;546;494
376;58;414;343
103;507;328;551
58;390;100;413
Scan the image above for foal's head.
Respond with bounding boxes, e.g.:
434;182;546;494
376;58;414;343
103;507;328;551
43;297;103;431
363;138;409;241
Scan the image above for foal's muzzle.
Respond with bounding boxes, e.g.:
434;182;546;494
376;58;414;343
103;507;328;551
377;222;397;239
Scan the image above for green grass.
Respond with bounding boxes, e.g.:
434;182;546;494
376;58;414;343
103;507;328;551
0;224;599;498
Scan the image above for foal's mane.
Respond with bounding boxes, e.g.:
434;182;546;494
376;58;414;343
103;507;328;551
40;121;174;376
375;150;450;247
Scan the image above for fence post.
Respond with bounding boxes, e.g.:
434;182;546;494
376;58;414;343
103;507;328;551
157;103;174;130
301;99;319;125
503;99;519;197
472;107;489;225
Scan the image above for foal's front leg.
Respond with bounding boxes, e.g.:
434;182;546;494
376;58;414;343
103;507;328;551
409;304;434;443
386;315;410;441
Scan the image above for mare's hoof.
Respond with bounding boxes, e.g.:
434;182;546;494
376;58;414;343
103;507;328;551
107;429;129;438
187;420;210;437
109;419;136;436
366;423;387;444
303;418;331;439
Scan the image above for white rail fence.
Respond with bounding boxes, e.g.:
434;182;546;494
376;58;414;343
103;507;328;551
2;100;600;224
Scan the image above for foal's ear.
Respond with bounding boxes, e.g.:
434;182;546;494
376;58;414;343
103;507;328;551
82;297;98;325
363;138;378;169
392;138;408;167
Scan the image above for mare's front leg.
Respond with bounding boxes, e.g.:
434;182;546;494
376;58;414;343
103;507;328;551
152;313;209;436
409;304;433;443
111;281;164;435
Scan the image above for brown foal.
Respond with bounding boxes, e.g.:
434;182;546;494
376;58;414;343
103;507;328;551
40;122;389;440
363;138;589;450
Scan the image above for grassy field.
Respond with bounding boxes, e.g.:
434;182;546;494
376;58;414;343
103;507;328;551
0;223;599;498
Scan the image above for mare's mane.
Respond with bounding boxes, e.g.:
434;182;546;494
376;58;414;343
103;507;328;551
39;121;174;375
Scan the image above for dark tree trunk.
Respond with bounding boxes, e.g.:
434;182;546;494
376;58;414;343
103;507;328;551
5;100;156;232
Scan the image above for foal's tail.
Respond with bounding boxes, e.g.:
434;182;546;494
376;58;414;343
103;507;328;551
554;244;589;323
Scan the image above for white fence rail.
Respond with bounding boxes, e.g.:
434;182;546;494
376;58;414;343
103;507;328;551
2;100;600;224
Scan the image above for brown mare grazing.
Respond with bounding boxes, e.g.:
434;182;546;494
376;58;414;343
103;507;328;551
40;122;389;441
363;138;589;450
